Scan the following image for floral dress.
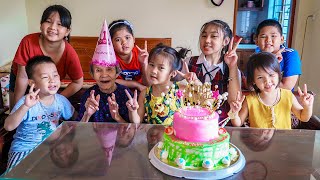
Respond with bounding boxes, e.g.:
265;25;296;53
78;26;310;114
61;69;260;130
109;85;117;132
144;83;181;125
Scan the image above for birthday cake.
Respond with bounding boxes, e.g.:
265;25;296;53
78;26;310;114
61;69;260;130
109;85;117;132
154;83;239;170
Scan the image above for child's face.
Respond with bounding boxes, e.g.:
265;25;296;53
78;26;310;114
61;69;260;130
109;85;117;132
116;124;136;147
253;67;279;93
147;54;175;85
29;63;60;96
40;11;70;42
111;28;135;57
92;65;117;93
199;24;228;56
256;26;284;54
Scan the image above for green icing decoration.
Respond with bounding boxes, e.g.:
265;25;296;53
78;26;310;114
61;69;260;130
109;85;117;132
161;133;230;170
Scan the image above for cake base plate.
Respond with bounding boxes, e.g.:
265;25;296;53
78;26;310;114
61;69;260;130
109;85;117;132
149;143;245;179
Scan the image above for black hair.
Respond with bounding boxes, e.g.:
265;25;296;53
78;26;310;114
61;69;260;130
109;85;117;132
41;5;72;41
148;44;190;80
200;20;233;59
246;52;281;93
108;19;134;39
256;19;283;36
25;55;55;79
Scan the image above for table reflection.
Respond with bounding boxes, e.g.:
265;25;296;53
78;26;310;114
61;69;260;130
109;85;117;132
3;122;320;180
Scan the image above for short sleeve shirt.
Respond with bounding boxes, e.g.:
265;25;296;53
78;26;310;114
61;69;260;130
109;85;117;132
10;94;74;152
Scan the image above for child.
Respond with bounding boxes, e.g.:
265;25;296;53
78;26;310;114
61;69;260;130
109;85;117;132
255;19;301;90
229;52;314;129
4;55;75;170
10;4;83;110
240;128;274;152
125;44;188;125
184;19;242;122
50;122;79;168
77;20;134;123
116;124;136;148
109;19;148;91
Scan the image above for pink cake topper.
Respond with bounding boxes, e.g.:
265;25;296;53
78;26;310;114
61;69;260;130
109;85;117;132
91;20;118;67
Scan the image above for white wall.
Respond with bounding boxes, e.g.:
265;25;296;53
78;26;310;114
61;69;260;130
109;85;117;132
25;0;235;56
292;0;320;115
0;0;28;66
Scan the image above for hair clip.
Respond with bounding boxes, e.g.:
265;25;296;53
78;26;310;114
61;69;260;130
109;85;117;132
109;20;134;32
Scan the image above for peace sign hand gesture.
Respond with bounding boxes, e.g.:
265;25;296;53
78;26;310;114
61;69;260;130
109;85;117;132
137;41;149;66
229;91;245;114
297;84;314;108
107;93;120;121
125;89;139;112
24;84;40;108
177;61;200;83
224;36;242;68
85;90;100;117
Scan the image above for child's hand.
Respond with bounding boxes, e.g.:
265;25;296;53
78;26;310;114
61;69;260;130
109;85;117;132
107;93;120;121
177;61;200;83
229;91;245;114
297;84;314;108
137;41;149;66
224;37;242;68
85;90;100;116
24;84;40;108
125;89;139;111
274;47;285;63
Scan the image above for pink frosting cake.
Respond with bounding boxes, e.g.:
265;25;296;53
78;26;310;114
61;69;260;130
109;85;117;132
173;107;219;142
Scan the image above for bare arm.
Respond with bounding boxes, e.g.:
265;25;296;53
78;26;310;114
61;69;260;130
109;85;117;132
125;89;145;123
60;77;83;98
291;84;314;122
279;75;299;90
4;104;30;131
14;65;28;105
5;84;40;131
225;37;242;103
229;92;248;127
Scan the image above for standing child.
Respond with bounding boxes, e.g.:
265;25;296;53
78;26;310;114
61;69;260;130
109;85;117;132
255;19;301;90
10;4;83;110
77;20;134;123
4;55;75;170
229;52;314;129
109;19;148;91
125;45;189;125
184;19;242;122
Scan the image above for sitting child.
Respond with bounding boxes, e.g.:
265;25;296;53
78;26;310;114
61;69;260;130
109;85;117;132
229;52;314;129
255;19;301;90
125;44;190;125
4;55;75;170
77;20;134;123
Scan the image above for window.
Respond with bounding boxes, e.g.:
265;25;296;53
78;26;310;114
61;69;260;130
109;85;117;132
268;0;293;46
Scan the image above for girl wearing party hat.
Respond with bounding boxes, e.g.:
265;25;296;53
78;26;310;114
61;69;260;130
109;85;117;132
77;20;137;123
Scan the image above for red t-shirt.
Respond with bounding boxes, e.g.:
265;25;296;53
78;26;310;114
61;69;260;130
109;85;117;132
12;33;83;80
116;46;142;83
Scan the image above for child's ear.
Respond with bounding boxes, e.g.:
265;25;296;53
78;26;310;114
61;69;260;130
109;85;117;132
65;28;71;38
28;79;35;88
223;37;230;47
171;70;178;78
280;35;284;44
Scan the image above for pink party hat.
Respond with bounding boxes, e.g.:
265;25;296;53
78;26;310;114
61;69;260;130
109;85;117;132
91;20;118;67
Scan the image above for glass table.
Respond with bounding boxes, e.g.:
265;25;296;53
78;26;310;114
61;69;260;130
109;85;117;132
4;121;320;179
